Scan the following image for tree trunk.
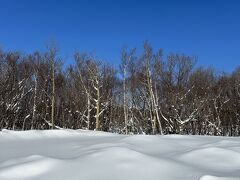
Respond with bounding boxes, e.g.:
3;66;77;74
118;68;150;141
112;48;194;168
95;81;100;130
51;60;55;129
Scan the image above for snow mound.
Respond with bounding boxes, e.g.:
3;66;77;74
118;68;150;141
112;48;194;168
0;155;58;180
199;175;240;180
178;147;240;171
0;130;240;180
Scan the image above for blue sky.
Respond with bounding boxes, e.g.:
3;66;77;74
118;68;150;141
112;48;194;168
0;0;240;72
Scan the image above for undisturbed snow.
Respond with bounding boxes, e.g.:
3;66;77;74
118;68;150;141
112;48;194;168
0;129;240;180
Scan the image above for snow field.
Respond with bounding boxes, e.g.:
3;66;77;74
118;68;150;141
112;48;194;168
0;129;240;180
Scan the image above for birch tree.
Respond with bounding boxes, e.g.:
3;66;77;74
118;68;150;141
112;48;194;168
143;42;163;134
45;45;59;129
120;48;135;134
74;52;93;130
87;60;103;130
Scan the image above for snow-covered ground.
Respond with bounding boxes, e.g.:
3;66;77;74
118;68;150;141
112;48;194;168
0;129;240;180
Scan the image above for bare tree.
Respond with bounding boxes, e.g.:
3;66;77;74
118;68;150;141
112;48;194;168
120;48;135;134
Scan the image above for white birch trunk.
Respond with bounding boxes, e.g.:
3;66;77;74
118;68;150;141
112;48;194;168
51;60;55;129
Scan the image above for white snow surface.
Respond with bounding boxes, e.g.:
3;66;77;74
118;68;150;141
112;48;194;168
0;129;240;180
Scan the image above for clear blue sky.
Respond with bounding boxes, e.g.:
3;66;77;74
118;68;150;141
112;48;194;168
0;0;240;72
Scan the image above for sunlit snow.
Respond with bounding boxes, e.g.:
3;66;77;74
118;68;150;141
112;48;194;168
0;129;240;180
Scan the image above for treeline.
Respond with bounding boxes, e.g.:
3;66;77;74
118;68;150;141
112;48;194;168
0;42;240;136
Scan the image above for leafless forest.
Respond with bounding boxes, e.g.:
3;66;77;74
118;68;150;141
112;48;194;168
0;42;240;136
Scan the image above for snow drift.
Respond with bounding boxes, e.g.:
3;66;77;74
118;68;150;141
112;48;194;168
0;129;240;180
